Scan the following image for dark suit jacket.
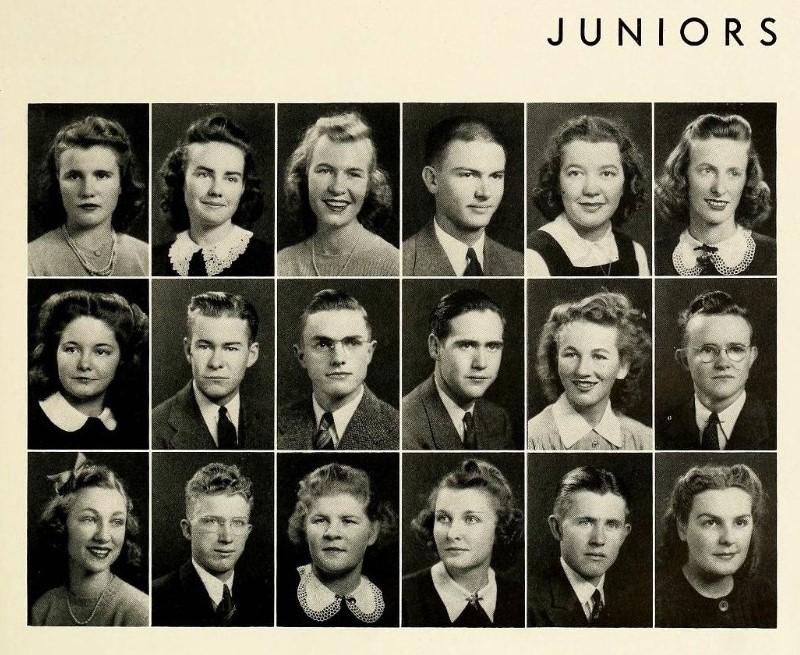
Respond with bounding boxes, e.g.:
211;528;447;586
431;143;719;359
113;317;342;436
656;394;776;450
528;564;651;627
402;376;515;450
152;382;270;450
403;220;523;276
152;560;271;626
277;385;398;450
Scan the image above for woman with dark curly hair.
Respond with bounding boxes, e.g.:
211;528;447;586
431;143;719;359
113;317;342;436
277;112;399;276
403;459;524;627
153;114;273;276
654;113;775;276
28;116;149;276
31;453;148;626
656;463;775;627
279;462;398;626
29;289;149;450
527;115;649;277
528;291;652;450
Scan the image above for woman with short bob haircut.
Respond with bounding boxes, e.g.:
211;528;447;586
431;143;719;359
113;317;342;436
656;463;775;627
527;115;649;277
29;289;149;450
654;113;775;275
31;454;149;626
153;114;273;276
277;111;399;276
280;462;398;626
528;291;652;450
28;116;149;276
403;459;524;627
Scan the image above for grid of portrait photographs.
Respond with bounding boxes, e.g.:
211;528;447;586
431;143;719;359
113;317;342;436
26;102;777;629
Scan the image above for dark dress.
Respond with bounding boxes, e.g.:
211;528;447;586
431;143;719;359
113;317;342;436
402;567;524;627
152;236;273;276
655;567;776;628
28;398;147;450
654;231;776;276
528;229;641;276
276;567;398;627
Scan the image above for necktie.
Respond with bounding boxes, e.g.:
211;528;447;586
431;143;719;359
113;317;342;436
464;247;484;276
188;249;207;276
217;406;238;449
463;411;477;450
216;583;236;625
589;588;604;624
694;244;719;275
701;412;722;450
314;412;335;450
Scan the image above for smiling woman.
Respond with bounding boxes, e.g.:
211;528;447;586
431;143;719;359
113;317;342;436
277;112;399;276
29;289;149;450
28;116;149;276
30;454;148;626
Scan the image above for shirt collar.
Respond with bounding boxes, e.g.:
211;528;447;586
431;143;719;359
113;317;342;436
311;385;364;448
39;392;117;432
676;225;753;270
193;381;241;446
560;557;604;620
191;558;234;608
552;393;622;449
167;225;253;277
434;374;475;442
540;214;618;266
296;564;381;618
430;561;498;623
694;391;747;448
434;218;486;275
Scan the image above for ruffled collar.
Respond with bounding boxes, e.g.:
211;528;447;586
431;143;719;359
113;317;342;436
673;226;756;275
168;225;253;276
296;564;385;623
40;392;117;432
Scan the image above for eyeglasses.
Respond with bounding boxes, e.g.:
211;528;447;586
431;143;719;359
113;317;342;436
194;515;250;535
307;337;370;353
678;344;752;364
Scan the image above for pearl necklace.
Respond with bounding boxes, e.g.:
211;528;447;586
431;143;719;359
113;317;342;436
62;225;117;276
67;575;114;625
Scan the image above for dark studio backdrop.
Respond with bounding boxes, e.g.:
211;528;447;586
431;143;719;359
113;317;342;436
653;277;776;429
402;278;525;446
150;103;275;250
276;278;400;411
402;103;525;252
27;278;150;450
653;102;777;243
401;451;525;575
527;278;653;426
150;278;274;447
526;451;653;621
276;103;401;250
28;103;150;243
275;452;400;626
27;451;151;613
654;452;777;592
526;102;653;263
150;450;274;617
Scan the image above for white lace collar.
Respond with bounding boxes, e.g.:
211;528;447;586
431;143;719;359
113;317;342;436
40;392;117;432
673;225;756;276
168;225;253;277
296;564;385;623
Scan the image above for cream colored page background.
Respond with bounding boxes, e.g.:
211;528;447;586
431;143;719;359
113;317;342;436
1;0;798;652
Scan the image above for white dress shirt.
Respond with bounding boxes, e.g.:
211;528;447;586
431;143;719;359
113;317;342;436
192;558;234;609
434;376;475;443
193;382;241;447
552;394;624;449
311;385;364;448
694;391;748;450
434;218;486;275
560;557;605;621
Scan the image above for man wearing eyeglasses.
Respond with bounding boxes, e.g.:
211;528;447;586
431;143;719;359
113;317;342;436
656;290;775;450
277;288;399;449
153;462;270;625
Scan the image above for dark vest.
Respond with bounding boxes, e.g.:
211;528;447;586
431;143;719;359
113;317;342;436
529;229;640;276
